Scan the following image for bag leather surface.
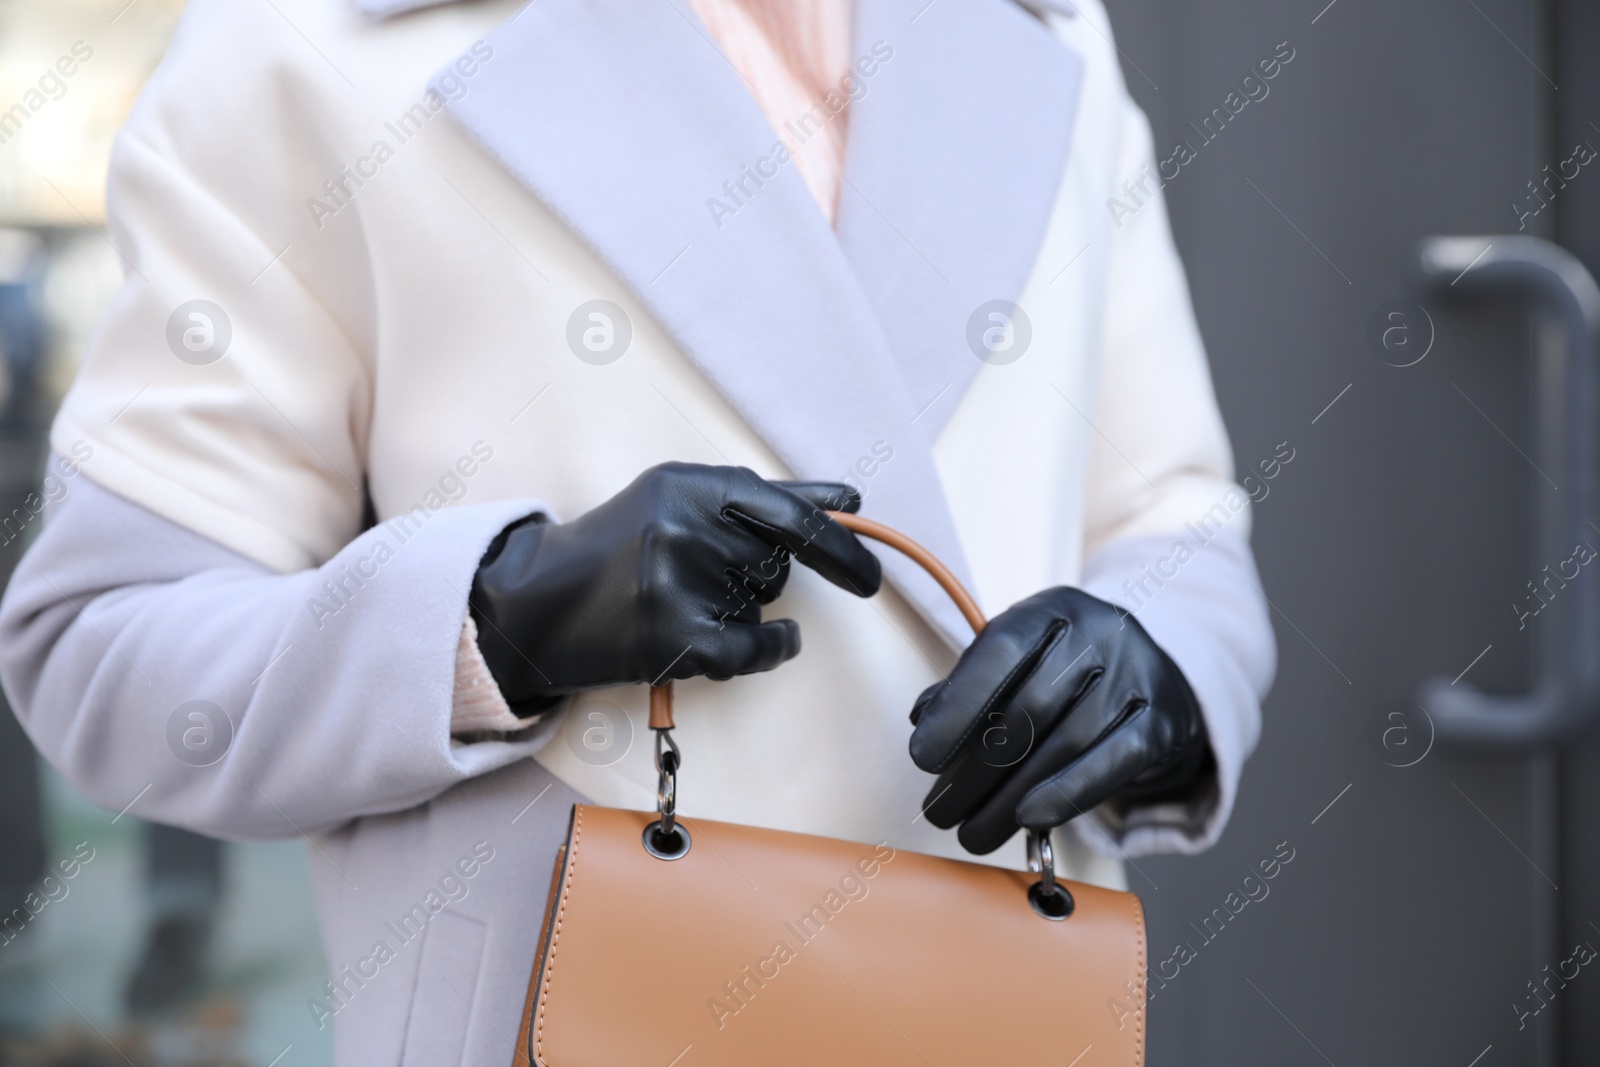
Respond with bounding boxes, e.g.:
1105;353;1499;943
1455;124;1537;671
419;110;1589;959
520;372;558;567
512;514;1148;1066
515;805;1145;1066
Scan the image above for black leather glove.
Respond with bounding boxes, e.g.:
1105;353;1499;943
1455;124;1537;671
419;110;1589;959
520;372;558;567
470;462;882;715
909;587;1210;854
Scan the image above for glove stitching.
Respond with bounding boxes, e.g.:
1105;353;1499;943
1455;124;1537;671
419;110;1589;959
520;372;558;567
931;618;1070;774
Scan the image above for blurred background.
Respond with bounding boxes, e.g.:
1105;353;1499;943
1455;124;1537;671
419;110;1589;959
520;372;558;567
0;2;332;1065
1111;1;1600;1066
0;0;1595;1065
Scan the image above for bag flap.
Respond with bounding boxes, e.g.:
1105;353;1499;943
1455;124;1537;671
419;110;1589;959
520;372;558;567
518;805;1146;1066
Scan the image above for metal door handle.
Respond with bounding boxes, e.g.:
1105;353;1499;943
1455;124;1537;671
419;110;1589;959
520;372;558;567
1414;235;1600;744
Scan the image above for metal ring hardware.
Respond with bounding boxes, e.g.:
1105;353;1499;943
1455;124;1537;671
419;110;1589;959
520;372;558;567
642;818;691;860
644;727;691;860
1026;829;1074;921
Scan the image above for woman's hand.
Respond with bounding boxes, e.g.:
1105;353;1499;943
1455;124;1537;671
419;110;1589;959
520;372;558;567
909;587;1210;854
470;462;881;713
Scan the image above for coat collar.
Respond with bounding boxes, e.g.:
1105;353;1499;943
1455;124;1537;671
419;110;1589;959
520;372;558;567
408;0;1081;645
837;0;1083;435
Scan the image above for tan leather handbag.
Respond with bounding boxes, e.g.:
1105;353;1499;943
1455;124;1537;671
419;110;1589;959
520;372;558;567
514;513;1147;1067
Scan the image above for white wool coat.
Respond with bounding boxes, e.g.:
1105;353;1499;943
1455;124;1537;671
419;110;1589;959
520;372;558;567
0;0;1274;1062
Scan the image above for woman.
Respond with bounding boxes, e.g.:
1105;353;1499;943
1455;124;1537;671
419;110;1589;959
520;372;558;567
0;0;1274;1061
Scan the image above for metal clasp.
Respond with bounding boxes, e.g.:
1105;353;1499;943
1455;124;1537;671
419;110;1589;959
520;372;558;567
643;728;691;860
1026;828;1074;920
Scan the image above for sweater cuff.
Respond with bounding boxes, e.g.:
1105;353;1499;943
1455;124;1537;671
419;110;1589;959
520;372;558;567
450;613;532;736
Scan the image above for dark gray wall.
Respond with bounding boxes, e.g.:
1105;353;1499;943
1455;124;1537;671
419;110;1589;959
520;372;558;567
1100;0;1599;1062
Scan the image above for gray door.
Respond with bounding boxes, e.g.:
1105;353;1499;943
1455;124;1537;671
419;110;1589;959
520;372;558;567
1102;0;1600;1063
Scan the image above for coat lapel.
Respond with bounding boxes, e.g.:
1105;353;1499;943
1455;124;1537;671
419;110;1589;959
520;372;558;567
837;0;1084;434
431;0;978;643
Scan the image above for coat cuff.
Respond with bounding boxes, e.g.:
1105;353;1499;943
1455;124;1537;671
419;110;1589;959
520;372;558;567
1072;528;1275;857
0;468;567;838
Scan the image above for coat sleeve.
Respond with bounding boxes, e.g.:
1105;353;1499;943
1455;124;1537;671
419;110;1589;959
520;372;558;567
0;4;559;839
48;20;367;573
0;463;558;840
1071;92;1277;857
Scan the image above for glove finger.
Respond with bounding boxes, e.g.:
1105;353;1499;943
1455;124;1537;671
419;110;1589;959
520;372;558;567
721;474;881;597
681;618;801;682
919;709;1037;830
909;680;943;725
720;552;793;608
723;479;857;606
710;566;768;623
953;682;1148;854
1015;703;1159;829
751;558;791;606
907;598;1063;774
772;480;863;514
919;624;1099;828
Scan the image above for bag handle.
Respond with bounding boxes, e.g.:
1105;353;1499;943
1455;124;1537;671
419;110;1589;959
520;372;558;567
640;510;1072;918
647;510;987;730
